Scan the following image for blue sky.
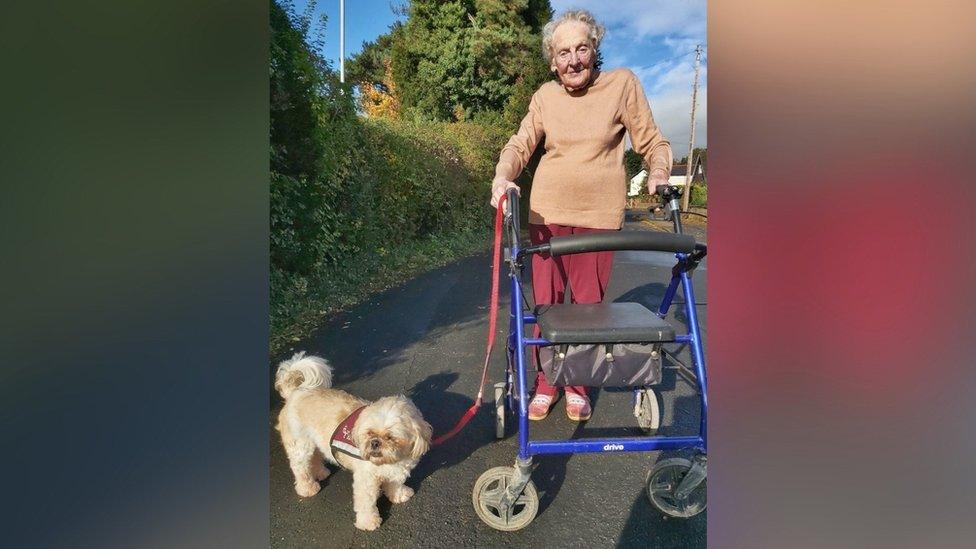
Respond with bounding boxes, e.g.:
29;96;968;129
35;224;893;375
291;0;405;76
295;0;706;154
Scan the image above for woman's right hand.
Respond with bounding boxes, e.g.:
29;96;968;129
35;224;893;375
490;177;520;209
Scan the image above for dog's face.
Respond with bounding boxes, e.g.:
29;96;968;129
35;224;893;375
352;395;432;466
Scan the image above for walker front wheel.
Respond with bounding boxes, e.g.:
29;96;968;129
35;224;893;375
646;457;707;518
472;466;539;531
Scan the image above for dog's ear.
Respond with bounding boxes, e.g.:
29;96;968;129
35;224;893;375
349;420;365;451
410;419;433;460
273;370;302;399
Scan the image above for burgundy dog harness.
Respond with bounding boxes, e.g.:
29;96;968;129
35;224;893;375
330;405;366;462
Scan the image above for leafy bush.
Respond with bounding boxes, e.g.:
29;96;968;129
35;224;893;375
690;184;707;207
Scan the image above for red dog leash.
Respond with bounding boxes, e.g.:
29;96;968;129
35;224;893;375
431;194;506;446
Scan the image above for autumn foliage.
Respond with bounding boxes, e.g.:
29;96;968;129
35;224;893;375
359;60;401;119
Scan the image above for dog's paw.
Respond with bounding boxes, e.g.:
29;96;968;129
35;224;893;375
295;480;321;498
355;512;382;531
388;485;414;504
312;463;330;481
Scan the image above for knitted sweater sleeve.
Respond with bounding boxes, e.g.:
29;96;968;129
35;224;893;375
494;91;545;181
621;70;673;179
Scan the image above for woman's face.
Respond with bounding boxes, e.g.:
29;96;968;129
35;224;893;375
550;21;595;91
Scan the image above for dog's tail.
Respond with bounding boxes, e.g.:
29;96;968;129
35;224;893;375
274;351;334;399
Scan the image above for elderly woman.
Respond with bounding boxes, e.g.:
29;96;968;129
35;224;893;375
490;10;673;421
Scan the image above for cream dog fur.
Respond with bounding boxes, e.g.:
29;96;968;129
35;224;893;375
274;352;432;531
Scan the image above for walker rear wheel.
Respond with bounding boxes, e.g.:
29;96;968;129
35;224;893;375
646;457;706;518
472;466;539;531
493;382;506;439
636;388;661;434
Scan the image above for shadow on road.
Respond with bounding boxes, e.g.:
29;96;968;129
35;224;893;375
405;372;496;487
615;490;706;548
615;281;698;321
615;281;669;310
530;389;602;517
269;253;498;404
612;391;706;549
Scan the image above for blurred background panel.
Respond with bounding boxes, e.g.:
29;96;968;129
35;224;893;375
709;1;976;547
1;1;269;546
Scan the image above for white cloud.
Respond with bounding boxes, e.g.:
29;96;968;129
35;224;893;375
662;36;703;56
645;58;704;95
649;83;708;154
551;0;706;42
630;56;707;153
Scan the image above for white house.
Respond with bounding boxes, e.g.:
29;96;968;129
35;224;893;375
629;158;705;197
628;169;647;197
668;156;706;187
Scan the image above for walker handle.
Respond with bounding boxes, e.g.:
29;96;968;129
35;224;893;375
545;231;696;256
656;185;683;202
504;187;520;247
656;185;685;234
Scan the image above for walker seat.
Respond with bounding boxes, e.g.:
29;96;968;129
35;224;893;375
535;302;670;387
535;302;676;344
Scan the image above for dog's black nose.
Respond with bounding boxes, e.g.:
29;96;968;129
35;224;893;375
370;439;381;450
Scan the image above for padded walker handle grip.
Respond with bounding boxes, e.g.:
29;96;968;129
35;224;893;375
547;231;696;256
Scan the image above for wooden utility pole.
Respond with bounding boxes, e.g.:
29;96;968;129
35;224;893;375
682;44;702;211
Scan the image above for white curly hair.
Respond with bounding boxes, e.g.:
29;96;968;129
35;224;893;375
541;9;606;67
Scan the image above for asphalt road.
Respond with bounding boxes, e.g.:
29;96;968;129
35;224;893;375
270;214;707;548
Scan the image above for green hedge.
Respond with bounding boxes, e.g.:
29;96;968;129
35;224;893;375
270;118;505;276
270;118;509;353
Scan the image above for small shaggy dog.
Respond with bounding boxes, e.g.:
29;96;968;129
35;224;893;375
274;352;433;531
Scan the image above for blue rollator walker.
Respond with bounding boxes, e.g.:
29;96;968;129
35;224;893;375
472;186;708;531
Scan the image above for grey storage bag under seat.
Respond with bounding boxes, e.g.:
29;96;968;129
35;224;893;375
538;343;663;387
534;302;673;387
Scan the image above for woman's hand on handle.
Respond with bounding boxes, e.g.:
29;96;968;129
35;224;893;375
647;169;670;195
490;176;520;210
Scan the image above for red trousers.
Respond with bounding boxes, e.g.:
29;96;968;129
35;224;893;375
530;223;615;398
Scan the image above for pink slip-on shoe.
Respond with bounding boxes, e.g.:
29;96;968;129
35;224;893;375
528;393;555;421
565;393;592;421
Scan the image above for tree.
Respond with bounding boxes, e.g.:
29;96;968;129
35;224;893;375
346;25;402;93
379;0;552;124
623;148;645;179
358;59;401;119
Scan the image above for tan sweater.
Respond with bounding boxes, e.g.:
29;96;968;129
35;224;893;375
495;68;673;229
